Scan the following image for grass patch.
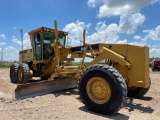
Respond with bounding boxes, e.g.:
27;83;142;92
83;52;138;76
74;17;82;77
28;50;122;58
0;62;17;68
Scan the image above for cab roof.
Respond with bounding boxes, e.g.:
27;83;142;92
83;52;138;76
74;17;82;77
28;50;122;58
28;26;68;36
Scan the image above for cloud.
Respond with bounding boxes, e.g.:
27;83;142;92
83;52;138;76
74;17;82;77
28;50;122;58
63;20;120;46
0;42;6;45
133;35;141;40
0;46;19;61
23;33;31;48
63;18;145;46
87;0;158;18
12;33;30;49
133;25;160;42
12;36;21;45
87;0;101;8
129;41;146;46
150;47;160;57
118;13;145;34
0;34;6;40
63;20;91;46
142;25;160;41
85;13;145;44
115;38;147;46
0;33;30;61
87;22;119;44
116;39;128;44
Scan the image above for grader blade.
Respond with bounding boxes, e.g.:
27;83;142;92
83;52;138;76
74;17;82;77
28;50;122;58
15;78;77;100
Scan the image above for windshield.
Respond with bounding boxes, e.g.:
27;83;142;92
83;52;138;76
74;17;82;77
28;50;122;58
43;32;55;44
43;32;66;46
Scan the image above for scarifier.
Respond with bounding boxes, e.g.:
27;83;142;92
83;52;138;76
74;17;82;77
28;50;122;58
10;20;150;115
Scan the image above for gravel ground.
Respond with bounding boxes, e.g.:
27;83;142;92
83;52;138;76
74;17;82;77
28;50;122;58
0;68;159;120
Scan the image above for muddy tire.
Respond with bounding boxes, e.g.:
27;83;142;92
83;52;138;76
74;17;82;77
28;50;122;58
17;63;30;84
78;64;127;115
10;63;19;83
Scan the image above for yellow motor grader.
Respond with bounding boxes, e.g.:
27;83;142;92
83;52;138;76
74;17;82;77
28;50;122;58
10;20;150;115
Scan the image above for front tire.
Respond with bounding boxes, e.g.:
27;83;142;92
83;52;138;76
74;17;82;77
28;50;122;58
10;63;19;83
78;64;127;115
17;63;30;84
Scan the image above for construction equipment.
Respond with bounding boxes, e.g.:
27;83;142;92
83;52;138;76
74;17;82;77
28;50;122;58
151;58;160;71
10;20;150;115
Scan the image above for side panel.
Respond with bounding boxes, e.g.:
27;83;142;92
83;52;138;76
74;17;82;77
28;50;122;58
100;44;149;88
127;46;149;88
19;49;33;63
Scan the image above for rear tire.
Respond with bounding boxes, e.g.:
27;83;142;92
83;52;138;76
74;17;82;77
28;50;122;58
10;63;19;83
17;63;30;84
127;79;151;98
78;64;127;115
127;87;150;98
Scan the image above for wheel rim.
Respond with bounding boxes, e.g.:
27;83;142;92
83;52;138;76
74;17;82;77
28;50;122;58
18;69;23;82
86;77;111;104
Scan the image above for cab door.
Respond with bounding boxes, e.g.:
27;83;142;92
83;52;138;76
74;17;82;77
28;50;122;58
32;33;42;60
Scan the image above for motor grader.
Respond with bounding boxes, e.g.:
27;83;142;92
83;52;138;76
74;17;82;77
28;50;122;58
10;20;150;115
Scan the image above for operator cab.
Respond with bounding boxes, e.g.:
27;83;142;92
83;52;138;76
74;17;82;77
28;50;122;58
28;27;67;60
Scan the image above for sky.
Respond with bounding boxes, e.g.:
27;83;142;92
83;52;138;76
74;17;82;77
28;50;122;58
0;0;160;61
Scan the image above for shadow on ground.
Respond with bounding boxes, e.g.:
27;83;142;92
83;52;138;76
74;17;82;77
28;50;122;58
55;89;154;115
79;106;129;120
124;97;154;113
53;88;79;97
57;89;130;119
77;95;154;119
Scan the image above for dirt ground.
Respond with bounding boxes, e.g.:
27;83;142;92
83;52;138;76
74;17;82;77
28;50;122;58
0;68;159;120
